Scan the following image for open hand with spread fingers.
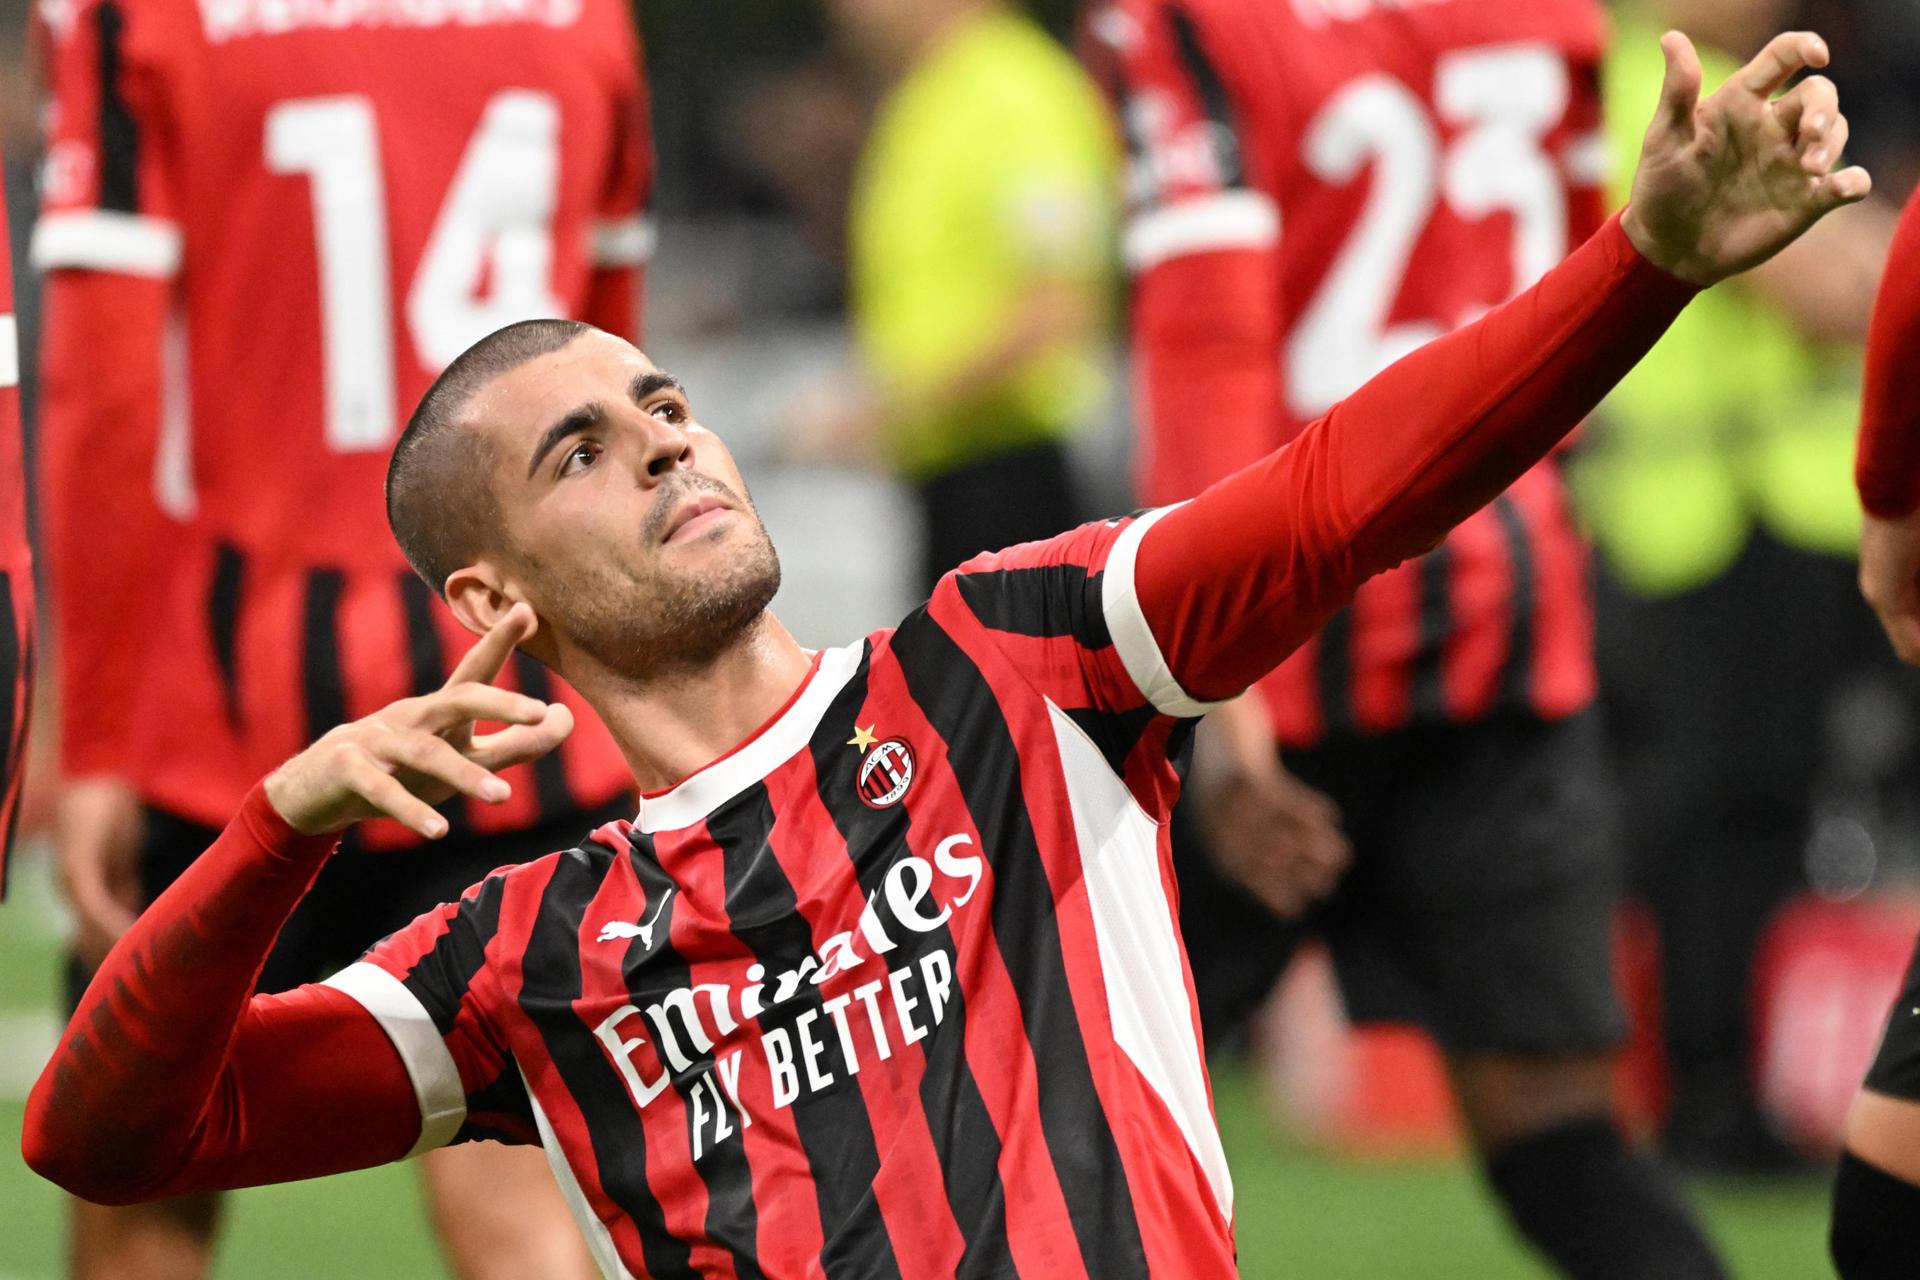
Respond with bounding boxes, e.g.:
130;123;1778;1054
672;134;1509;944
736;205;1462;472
264;603;575;837
1622;30;1871;286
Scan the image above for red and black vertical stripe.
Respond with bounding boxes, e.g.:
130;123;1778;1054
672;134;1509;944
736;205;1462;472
1492;495;1537;709
93;2;141;214
802;644;1014;1275
619;829;768;1280
952;560;1164;776
392;876;536;1145
1164;4;1248;188
1311;492;1547;741
517;845;703;1280
207;544;246;730
702;785;905;1278
891;614;1150;1279
1410;544;1453;722
299;569;349;744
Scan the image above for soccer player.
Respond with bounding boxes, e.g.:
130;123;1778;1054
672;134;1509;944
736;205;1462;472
0;169;29;885
1089;0;1725;1273
33;1;651;1276
1832;185;1920;1278
23;31;1862;1278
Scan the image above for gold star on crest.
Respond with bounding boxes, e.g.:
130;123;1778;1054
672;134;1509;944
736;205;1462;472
848;724;879;753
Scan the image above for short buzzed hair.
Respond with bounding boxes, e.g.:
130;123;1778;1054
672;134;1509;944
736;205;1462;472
387;318;594;595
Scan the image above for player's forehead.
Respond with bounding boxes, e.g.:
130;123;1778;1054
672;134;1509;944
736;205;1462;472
468;331;663;442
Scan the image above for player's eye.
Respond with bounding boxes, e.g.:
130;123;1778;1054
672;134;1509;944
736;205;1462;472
559;440;600;477
650;399;686;424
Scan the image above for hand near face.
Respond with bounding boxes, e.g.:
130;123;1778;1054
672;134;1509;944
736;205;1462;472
265;603;574;837
1622;30;1870;286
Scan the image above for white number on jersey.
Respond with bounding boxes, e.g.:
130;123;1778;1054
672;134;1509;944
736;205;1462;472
266;91;564;453
1286;44;1571;417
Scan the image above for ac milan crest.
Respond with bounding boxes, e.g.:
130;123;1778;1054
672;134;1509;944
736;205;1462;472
857;739;915;809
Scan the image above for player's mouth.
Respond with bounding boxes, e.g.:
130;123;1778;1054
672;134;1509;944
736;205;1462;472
661;495;734;544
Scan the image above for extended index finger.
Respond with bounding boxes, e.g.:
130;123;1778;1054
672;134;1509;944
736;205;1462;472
1732;31;1828;99
444;602;537;690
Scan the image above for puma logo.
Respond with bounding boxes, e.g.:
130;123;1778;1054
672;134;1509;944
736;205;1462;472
596;888;675;950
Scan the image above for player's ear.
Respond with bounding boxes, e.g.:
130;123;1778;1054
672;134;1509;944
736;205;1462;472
444;564;520;641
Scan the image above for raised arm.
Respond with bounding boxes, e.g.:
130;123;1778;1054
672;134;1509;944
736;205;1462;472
23;607;573;1202
1126;31;1867;700
21;788;415;1202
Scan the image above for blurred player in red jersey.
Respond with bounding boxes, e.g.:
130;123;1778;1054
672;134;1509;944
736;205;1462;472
0;161;30;889
18;31;1865;1279
1833;185;1920;1278
34;1;651;1276
1087;1;1729;1275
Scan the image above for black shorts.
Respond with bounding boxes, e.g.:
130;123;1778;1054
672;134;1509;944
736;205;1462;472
67;797;631;1011
1865;935;1920;1101
1174;710;1627;1056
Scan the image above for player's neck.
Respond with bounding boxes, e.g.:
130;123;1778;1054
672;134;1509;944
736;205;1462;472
569;611;815;794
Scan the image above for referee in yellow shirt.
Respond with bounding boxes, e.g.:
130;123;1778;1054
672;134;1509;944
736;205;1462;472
835;0;1118;592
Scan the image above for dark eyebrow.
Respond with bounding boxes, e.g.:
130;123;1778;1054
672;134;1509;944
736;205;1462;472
525;373;685;480
527;404;601;479
631;371;684;403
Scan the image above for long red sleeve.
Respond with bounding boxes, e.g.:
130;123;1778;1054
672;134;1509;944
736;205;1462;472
1136;214;1697;701
1856;187;1920;519
39;271;174;778
22;785;420;1204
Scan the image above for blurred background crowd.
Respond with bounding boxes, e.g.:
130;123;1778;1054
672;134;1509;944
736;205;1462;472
4;0;1920;1275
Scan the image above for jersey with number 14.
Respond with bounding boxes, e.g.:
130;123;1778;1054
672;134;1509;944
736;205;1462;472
1099;0;1608;746
36;0;649;838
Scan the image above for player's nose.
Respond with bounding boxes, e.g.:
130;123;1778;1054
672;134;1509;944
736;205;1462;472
623;407;695;487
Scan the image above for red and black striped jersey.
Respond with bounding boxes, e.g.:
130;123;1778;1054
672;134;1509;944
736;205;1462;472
28;215;1700;1271
328;515;1239;1278
0;174;31;888
1088;0;1607;746
34;0;650;841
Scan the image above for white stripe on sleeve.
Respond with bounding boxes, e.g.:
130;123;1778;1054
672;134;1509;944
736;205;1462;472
1099;505;1226;719
323;961;467;1156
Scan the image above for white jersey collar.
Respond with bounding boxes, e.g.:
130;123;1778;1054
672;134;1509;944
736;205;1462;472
632;643;863;834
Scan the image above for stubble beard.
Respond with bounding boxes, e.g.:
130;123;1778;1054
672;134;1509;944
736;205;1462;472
541;507;783;683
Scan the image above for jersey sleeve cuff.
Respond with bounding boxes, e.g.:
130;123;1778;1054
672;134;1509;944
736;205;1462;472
1599;210;1704;299
322;962;467;1157
1100;506;1227;720
236;783;344;868
31;211;183;278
